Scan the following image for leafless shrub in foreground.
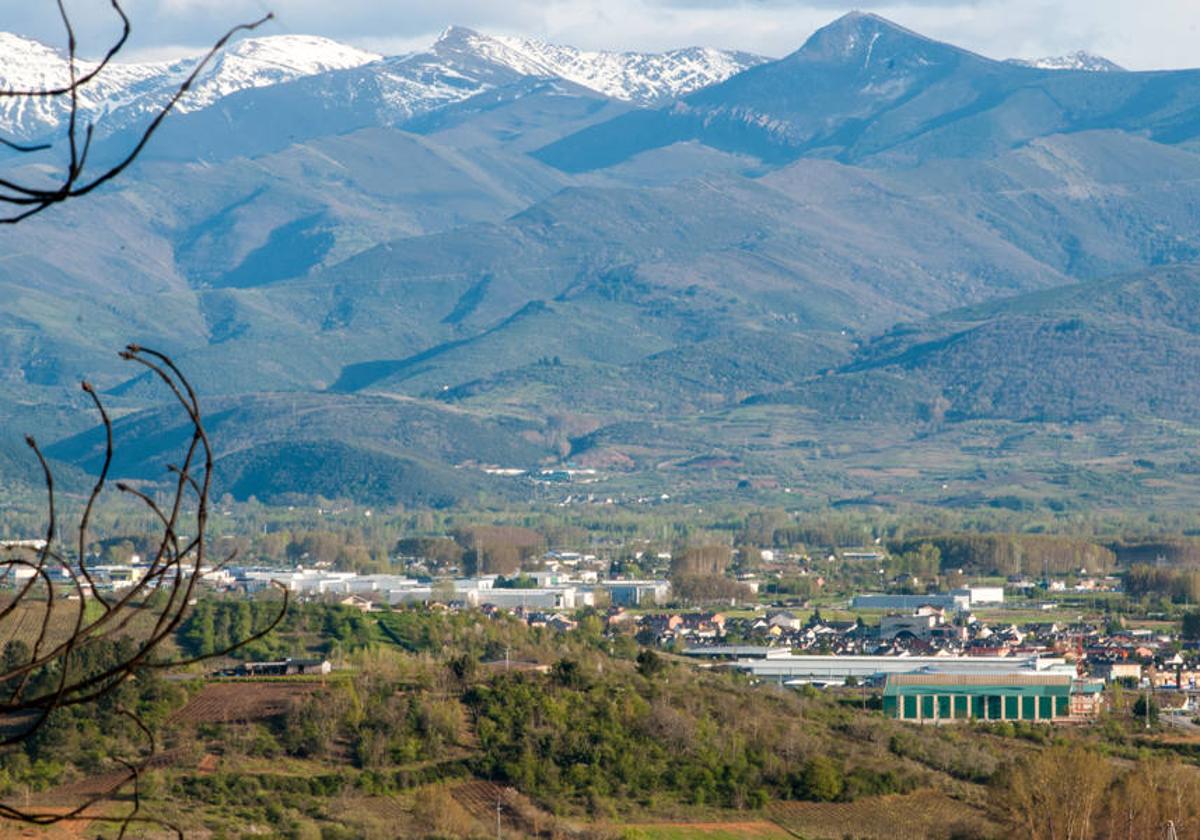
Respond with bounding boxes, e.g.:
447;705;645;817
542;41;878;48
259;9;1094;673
0;5;286;832
0;346;289;836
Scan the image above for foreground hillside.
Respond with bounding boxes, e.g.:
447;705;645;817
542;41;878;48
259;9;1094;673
8;602;1200;839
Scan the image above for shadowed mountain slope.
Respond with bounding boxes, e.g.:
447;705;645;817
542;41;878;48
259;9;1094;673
752;264;1200;423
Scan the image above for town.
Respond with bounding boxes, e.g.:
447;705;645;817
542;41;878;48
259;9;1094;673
11;533;1190;729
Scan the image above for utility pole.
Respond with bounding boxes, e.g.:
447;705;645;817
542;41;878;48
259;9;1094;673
496;795;502;840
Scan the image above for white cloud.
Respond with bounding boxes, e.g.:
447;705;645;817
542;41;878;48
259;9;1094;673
8;0;1200;69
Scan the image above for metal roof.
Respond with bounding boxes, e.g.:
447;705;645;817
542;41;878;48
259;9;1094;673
885;672;1071;689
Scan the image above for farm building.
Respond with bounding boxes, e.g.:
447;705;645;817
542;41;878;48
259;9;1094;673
883;673;1101;723
237;658;332;677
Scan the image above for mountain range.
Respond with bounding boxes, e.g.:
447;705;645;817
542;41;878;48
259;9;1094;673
0;27;764;145
3;12;1200;512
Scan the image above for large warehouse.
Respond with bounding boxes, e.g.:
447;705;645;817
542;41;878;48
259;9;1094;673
883;673;1101;723
727;653;1074;685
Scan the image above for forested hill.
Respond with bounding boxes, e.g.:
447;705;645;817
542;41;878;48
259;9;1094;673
4;14;1200;508
754;264;1200;423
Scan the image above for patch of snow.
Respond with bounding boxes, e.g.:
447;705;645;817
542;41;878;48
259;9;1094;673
1007;51;1124;72
452;28;766;104
863;31;881;69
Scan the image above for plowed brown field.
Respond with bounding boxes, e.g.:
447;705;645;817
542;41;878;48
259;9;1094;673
171;680;319;723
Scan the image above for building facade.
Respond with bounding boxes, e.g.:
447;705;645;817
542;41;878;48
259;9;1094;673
883;673;1087;723
852;593;971;612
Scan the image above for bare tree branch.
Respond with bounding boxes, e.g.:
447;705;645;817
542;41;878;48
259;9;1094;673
0;6;286;831
0;1;275;223
0;347;290;834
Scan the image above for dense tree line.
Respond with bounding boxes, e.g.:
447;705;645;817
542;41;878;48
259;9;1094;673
1124;564;1200;603
179;599;373;661
670;574;755;605
1109;538;1200;567
0;638;184;796
890;533;1117;576
393;536;464;571
451;525;546;576
998;745;1200;839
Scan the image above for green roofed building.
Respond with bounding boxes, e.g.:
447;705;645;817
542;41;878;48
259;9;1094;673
882;673;1094;723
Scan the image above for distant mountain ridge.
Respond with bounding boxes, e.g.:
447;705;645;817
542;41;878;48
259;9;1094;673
0;33;382;142
537;12;1200;170
0;26;766;145
432;26;768;104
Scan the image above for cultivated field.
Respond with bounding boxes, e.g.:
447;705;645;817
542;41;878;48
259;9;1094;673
767;791;994;839
618;821;794;839
0;600;83;651
0;599;180;659
451;780;563;837
170;680;319;723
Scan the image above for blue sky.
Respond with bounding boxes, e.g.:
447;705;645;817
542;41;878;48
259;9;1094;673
9;1;1200;69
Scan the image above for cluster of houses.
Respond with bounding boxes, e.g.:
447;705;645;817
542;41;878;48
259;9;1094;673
610;609;731;643
674;603;1200;690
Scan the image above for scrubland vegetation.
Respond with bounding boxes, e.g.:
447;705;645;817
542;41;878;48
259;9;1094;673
4;599;1200;838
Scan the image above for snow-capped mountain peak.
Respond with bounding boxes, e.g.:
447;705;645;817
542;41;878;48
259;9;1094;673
1007;51;1124;72
0;33;381;143
0;26;762;145
171;35;382;112
430;26;767;104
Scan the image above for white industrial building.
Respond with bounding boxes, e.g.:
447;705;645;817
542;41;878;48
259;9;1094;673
599;579;671;607
853;586;1004;612
952;586;1005;605
233;568;597;611
852;593;971;612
